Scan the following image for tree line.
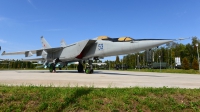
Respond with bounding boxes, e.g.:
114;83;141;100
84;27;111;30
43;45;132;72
0;60;36;69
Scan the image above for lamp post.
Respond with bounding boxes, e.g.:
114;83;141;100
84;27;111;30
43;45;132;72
138;54;140;71
171;48;172;69
121;58;124;70
159;55;161;72
109;61;110;70
196;43;200;73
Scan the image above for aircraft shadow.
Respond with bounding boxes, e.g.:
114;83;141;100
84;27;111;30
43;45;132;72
16;70;166;77
98;72;166;77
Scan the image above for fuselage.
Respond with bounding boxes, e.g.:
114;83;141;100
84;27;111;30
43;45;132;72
51;39;173;62
83;39;173;59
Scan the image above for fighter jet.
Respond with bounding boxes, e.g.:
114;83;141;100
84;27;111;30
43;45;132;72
1;36;173;73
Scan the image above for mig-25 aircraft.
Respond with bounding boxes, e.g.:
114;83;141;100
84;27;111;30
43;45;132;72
1;36;173;73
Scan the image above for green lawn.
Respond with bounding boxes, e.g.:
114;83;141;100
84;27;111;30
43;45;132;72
126;68;200;74
0;85;200;112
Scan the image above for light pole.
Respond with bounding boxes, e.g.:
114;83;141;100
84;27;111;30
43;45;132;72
196;43;200;73
122;58;124;70
171;48;172;69
159;55;161;72
109;61;110;70
138;54;140;71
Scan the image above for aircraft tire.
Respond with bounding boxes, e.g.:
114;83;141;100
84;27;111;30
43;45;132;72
90;69;93;74
85;68;89;74
77;63;84;73
49;63;53;73
85;68;93;74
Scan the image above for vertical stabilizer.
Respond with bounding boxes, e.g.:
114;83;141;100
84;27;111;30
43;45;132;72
41;36;51;49
61;39;67;47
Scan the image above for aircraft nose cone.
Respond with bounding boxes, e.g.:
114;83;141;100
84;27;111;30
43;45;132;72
152;39;174;46
156;39;173;44
151;39;174;47
137;39;174;50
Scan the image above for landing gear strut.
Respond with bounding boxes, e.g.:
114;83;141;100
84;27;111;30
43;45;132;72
77;61;84;73
49;63;56;73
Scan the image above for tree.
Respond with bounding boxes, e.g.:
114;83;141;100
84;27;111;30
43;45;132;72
192;58;199;70
184;43;194;64
182;57;190;70
115;55;120;64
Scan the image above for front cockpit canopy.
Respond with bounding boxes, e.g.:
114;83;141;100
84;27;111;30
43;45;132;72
97;36;110;40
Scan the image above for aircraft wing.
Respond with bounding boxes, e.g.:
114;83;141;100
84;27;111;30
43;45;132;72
1;47;64;57
1;51;32;55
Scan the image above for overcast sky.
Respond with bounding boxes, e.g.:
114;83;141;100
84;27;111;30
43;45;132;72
0;0;199;60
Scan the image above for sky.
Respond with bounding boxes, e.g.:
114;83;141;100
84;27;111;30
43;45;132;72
0;0;200;61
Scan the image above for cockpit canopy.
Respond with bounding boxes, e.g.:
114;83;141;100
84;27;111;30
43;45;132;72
97;36;133;42
118;37;133;42
97;36;111;40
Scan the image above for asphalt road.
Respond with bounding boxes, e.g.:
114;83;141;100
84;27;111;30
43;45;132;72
0;70;200;88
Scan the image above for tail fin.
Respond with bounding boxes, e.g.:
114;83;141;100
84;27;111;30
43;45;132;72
41;36;51;49
60;39;67;47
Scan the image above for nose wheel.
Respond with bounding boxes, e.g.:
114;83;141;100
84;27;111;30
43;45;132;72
85;60;94;74
85;67;93;74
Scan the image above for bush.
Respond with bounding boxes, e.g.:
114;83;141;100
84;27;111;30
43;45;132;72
182;57;190;70
192;58;199;70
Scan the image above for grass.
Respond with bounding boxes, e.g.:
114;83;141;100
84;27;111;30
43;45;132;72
127;68;200;74
0;85;200;112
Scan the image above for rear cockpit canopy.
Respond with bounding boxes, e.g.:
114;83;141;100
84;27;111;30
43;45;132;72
97;36;134;42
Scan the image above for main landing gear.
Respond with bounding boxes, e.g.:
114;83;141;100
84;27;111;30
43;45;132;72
49;63;56;73
77;61;84;73
49;58;62;73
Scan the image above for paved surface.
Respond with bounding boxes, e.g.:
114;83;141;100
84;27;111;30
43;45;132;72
0;70;200;88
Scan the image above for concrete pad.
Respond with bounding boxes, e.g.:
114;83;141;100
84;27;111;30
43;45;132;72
0;70;200;88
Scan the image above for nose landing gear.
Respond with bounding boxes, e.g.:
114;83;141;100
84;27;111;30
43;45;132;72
85;66;93;74
85;60;93;74
77;60;94;74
